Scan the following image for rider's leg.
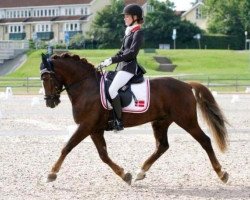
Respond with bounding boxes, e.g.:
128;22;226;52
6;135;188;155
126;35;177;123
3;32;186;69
109;71;134;131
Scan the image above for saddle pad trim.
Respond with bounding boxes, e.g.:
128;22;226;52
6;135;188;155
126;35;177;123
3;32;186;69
100;74;150;113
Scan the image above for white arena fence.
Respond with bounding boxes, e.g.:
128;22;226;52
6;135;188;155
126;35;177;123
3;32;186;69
0;76;250;94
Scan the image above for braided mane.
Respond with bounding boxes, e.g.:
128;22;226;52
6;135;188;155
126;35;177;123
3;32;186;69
51;53;95;68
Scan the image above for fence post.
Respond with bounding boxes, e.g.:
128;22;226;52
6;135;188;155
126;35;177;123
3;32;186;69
26;77;29;93
236;77;238;92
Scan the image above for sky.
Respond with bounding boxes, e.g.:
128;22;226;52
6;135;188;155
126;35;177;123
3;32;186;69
169;0;194;11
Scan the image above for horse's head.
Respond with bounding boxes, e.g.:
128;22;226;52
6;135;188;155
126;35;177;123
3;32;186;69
40;53;62;108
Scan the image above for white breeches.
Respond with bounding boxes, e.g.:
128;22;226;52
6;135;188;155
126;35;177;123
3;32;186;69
109;71;134;99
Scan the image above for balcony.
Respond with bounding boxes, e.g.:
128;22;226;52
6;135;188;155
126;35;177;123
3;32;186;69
9;33;26;40
37;32;54;40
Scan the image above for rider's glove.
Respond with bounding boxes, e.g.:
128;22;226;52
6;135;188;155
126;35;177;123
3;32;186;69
100;58;112;68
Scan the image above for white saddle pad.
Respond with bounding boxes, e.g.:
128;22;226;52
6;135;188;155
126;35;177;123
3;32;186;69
100;74;150;113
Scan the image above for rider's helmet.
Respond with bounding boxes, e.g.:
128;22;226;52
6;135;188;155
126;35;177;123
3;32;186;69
122;4;144;24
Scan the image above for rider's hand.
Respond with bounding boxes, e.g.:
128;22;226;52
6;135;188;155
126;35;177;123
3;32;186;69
100;58;112;67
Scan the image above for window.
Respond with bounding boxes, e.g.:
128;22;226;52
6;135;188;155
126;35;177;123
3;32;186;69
147;5;154;13
9;25;23;33
196;7;202;19
36;24;51;32
65;23;79;31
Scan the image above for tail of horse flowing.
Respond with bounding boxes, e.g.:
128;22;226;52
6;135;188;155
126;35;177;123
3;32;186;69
190;82;229;152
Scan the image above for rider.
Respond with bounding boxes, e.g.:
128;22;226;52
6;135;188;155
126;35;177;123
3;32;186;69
100;4;145;131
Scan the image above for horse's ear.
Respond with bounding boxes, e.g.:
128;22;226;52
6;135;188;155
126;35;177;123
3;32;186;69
41;53;51;71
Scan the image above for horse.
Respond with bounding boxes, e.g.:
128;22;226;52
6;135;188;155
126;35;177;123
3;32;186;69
40;53;229;185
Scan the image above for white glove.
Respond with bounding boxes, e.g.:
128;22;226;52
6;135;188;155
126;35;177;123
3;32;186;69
100;58;112;67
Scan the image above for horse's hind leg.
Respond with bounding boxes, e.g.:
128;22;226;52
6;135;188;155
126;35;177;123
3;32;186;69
136;119;172;181
47;124;89;182
178;120;228;183
91;132;132;185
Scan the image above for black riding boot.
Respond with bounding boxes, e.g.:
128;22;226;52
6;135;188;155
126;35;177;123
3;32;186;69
111;95;124;131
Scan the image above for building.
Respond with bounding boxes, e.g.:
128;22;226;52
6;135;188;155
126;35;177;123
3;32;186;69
0;0;109;43
181;1;208;31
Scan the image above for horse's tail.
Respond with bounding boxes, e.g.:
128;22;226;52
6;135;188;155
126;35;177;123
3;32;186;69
189;82;228;152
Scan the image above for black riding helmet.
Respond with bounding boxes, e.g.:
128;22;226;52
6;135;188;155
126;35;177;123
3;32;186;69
122;4;143;25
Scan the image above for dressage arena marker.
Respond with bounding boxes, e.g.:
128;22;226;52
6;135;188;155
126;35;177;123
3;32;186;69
245;87;250;93
39;88;45;95
31;97;40;106
231;95;240;103
65;125;78;142
212;91;218;96
5;87;13;99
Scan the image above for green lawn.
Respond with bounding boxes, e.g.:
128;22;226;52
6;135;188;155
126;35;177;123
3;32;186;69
1;49;250;93
6;49;250;79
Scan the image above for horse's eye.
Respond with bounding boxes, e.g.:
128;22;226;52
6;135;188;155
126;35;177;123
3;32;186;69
41;73;50;80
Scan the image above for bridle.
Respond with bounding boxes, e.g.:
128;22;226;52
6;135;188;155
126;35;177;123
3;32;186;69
40;54;101;101
40;68;63;101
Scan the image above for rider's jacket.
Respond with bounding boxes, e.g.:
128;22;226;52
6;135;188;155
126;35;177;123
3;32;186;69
111;25;143;75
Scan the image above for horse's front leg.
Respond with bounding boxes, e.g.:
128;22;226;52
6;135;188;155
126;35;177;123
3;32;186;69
91;132;132;185
47;124;90;182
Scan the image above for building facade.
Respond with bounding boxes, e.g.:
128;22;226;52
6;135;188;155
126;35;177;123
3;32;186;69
0;0;109;43
181;1;208;31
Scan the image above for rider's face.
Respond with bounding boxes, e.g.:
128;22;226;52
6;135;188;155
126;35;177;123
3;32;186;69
124;14;137;26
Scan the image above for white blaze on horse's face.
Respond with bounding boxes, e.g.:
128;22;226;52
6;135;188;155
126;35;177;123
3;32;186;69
41;72;61;108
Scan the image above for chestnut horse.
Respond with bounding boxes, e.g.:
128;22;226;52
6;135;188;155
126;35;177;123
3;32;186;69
40;53;229;185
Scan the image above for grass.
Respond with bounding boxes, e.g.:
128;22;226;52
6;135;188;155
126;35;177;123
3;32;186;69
1;49;250;93
6;49;250;79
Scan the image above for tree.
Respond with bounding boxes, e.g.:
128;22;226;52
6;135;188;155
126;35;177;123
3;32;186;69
89;0;201;48
144;0;201;47
70;33;85;49
204;0;250;36
88;0;124;48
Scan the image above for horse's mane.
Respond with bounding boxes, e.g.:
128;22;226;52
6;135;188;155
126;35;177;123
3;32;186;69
51;53;95;69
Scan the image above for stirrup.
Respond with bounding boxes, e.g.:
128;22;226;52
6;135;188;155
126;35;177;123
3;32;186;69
114;119;124;132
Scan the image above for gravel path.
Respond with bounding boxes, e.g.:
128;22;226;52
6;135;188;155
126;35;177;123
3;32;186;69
0;94;250;200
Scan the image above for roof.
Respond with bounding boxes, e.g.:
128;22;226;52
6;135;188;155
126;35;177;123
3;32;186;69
181;2;203;17
0;15;89;23
124;0;147;6
0;0;93;8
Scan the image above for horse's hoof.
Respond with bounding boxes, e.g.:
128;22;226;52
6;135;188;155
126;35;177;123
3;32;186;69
47;173;57;183
220;171;229;183
135;170;146;181
123;172;132;185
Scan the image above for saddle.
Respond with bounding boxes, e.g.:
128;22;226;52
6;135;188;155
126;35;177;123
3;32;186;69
104;71;144;108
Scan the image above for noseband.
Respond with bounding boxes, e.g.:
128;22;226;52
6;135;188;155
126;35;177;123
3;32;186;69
40;68;63;101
